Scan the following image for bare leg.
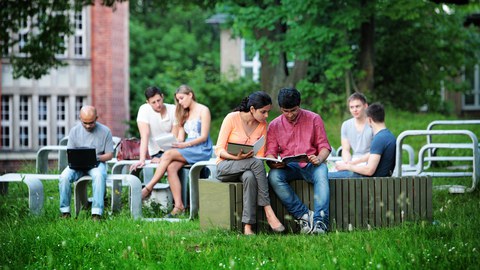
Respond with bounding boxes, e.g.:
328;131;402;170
142;149;186;199
166;161;186;213
264;205;285;232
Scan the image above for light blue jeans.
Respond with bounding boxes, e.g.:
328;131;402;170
268;162;329;226
59;162;107;215
328;170;365;179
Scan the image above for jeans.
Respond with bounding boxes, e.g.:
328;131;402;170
59;162;107;215
328;170;365;179
268;162;329;226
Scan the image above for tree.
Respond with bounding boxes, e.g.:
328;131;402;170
0;0;126;79
218;0;363;108
217;0;480;114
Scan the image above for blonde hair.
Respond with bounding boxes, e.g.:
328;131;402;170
175;84;196;126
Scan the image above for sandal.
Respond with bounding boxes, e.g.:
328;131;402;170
166;206;185;218
141;186;153;200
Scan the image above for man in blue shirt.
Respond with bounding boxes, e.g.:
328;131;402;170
329;103;396;178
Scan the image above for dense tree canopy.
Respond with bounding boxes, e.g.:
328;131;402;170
217;0;480;114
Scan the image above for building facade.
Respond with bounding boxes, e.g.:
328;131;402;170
0;1;129;172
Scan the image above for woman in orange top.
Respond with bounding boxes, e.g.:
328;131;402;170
215;91;284;235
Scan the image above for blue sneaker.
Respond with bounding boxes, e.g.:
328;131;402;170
311;220;327;234
296;210;314;234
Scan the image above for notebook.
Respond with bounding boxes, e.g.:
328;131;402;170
67;148;98;170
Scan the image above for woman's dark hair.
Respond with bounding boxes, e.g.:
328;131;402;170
233;91;272;112
145;86;164;100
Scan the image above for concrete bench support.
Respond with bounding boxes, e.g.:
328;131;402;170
0;174;45;215
0;173;60;215
74;174;142;219
199;176;433;233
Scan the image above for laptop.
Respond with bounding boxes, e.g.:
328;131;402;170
67;147;98;170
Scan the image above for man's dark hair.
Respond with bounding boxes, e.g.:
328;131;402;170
366;103;385;123
278;87;301;109
347;92;368;105
145;86;164;99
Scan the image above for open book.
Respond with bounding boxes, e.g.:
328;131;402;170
256;153;309;163
154;134;176;151
227;135;265;155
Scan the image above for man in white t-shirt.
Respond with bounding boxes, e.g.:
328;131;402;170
339;92;373;165
130;86;177;172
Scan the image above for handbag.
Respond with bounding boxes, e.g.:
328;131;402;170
115;138;150;160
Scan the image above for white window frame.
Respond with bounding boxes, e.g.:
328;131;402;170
73;9;86;58
462;64;480;110
38;95;50;147
1;96;13;149
19;95;32;149
17;17;30;56
56;96;68;144
240;39;261;82
55;34;69;58
75;96;86;120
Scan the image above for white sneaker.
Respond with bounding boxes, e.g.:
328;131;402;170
296;210;314;234
311;220;327;234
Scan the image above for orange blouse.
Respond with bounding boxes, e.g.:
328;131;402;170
215;111;267;164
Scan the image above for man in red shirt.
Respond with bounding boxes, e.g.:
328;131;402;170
266;87;331;234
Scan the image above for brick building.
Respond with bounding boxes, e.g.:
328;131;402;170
0;2;129;172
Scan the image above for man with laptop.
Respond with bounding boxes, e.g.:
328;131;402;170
59;105;114;221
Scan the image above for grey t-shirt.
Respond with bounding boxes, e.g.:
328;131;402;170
67;122;114;157
340;118;373;158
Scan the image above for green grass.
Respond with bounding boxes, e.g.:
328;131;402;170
1;107;480;269
1;181;479;269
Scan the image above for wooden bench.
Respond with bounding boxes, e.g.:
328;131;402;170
199;176;432;233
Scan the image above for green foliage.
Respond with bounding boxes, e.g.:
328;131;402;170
217;0;480;115
0;0;126;79
128;1;262;138
129;2;219;136
374;1;480;112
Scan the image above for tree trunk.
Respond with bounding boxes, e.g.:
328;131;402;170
358;3;375;94
255;30;309;110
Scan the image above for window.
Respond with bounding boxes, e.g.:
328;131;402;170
19;95;31;148
1;36;9;56
462;64;480;110
240;39;261;82
75;96;86;120
38;96;49;146
239;39;294;82
1;96;12;149
56;96;67;144
55;34;68;58
18;17;30;55
73;10;86;57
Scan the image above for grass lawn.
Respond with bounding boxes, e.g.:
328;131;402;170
1;107;479;269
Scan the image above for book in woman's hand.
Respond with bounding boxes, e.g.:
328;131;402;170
155;134;176;151
226;135;265;155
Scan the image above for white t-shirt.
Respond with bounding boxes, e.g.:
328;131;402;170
136;103;176;156
340;118;374;158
